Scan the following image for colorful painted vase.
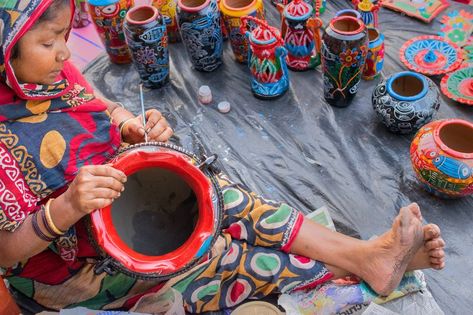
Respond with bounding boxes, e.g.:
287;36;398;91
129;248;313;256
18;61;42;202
177;0;223;72
321;16;368;107
372;72;440;134
220;0;265;63
353;0;380;28
334;8;362;19
271;0;325;15
362;28;384;80
410;119;473;198
87;0;133;64
124;6;169;88
242;16;290;99
152;0;181;42
279;0;322;71
73;0;91;28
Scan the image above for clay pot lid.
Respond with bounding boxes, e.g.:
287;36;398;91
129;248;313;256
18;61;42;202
232;301;283;315
284;0;312;20
441;65;473;106
400;35;463;76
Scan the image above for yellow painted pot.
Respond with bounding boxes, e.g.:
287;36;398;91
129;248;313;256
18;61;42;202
219;0;264;63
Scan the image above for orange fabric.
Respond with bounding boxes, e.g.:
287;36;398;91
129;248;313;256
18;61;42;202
0;278;20;315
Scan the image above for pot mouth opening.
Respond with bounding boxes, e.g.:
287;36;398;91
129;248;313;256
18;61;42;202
330;16;364;35
179;0;210;11
368;28;379;42
223;0;255;10
387;72;428;101
335;9;361;19
127;5;158;25
435;120;473;158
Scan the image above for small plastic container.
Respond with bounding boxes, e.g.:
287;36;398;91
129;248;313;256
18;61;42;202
198;85;212;105
217;101;231;113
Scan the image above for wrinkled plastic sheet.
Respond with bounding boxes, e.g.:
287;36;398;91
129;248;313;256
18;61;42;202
84;1;473;313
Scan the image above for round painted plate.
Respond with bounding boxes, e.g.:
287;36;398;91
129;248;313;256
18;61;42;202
400;35;463;76
441;66;473;106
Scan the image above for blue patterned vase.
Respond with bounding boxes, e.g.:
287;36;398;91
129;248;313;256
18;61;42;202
177;0;223;72
124;5;169;88
372;71;440;134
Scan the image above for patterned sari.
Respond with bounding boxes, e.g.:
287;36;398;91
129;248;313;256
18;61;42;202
0;1;332;312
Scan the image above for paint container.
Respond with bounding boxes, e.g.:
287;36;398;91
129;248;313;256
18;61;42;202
198;85;213;104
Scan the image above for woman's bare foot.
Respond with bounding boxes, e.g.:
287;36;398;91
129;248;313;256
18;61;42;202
408;223;446;270
359;203;424;296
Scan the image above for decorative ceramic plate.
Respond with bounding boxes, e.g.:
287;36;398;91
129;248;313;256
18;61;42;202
400;35;463;76
439;10;473;47
441;66;473;105
382;0;449;23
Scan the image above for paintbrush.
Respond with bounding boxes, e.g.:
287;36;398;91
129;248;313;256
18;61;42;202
139;83;148;143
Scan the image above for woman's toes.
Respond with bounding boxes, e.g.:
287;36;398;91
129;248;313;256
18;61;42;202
424;224;440;240
425;238;445;251
430;257;443;265
429;248;444;259
432;262;445;270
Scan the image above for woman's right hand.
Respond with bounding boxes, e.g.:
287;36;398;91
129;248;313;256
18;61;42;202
62;165;127;215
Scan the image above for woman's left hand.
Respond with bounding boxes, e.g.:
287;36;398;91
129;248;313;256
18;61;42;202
121;109;173;144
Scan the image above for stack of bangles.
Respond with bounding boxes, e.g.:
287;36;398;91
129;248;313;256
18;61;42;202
31;198;67;242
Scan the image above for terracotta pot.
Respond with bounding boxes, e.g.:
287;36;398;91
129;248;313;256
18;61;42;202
334;8;362;19
410;119;473;198
87;0;133;64
242;16;289;99
362;27;384;80
321;16;368;107
124;5;170;88
372;71;440;134
177;0;224;72
280;0;322;71
152;0;181;42
90;143;224;279
220;0;265;63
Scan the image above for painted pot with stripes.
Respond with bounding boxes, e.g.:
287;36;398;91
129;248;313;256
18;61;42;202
410;119;473;198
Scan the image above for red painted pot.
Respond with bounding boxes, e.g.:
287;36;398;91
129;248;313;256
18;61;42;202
89;143;223;279
410;119;473;198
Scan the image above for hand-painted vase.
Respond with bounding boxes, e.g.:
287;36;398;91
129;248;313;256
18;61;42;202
177;0;223;71
334;8;362;19
353;0;380;28
220;0;265;63
410;119;473;198
87;0;133;64
73;0;91;28
362;27;384;80
271;0;325;15
152;0;181;42
372;72;440;134
124;5;169;88
279;0;322;71
321;16;368;107
242;16;290;99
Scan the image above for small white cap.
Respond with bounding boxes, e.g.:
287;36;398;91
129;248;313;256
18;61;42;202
218;101;231;113
198;85;211;97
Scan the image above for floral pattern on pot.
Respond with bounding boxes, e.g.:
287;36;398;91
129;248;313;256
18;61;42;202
372;71;440;134
410;119;473;198
322;16;368;107
124;5;170;88
177;0;223;72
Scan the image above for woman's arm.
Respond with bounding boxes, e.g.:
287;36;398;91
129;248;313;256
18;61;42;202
0;165;126;268
95;91;173;144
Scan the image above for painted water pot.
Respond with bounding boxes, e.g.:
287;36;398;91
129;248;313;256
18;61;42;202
152;0;181;42
362;27;384;80
372;71;440;134
410;119;473;198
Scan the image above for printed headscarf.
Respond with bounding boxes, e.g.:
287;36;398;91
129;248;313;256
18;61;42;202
0;0;121;263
